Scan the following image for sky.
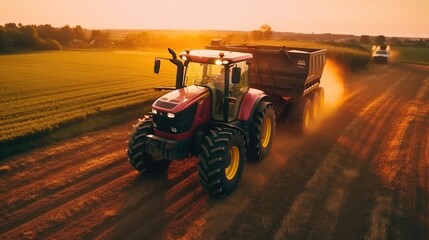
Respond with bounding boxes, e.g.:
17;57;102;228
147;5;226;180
1;0;428;38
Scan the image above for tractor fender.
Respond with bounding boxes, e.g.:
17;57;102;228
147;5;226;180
238;88;269;123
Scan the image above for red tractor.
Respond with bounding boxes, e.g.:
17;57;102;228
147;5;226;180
128;42;326;198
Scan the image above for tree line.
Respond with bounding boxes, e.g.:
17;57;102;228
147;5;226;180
360;34;429;48
0;23;277;52
0;23;116;51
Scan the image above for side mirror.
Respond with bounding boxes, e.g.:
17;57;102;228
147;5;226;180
231;67;241;84
154;59;161;74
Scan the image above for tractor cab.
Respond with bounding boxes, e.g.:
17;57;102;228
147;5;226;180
179;49;252;122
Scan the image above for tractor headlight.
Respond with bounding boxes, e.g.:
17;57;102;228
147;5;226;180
152;108;157;114
167;113;175;118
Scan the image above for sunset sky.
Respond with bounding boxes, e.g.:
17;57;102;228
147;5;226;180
1;0;428;38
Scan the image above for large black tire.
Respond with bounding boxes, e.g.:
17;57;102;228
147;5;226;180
311;92;320;120
317;87;325;112
293;98;312;135
248;102;276;162
198;127;246;198
127;117;170;175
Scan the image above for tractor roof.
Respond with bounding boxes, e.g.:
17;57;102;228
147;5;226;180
179;49;252;65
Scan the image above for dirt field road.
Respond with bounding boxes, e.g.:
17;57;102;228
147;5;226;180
1;63;428;240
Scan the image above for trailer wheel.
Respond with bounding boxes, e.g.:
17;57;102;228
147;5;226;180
248;102;276;162
127;117;170;175
294;98;312;135
311;92;320;120
198;127;246;198
317;87;325;112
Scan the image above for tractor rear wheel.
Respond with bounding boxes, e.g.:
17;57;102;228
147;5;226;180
294;98;312;135
198;127;246;198
127;117;170;175
248;102;276;162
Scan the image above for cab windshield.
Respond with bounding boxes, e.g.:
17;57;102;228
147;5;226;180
185;62;225;87
184;61;249;122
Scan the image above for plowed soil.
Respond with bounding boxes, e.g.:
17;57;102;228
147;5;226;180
1;63;428;240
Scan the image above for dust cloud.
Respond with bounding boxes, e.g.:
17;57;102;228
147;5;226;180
388;49;400;62
320;60;345;116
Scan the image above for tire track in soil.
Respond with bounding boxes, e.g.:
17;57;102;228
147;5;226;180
275;69;416;240
0;158;128;231
0;123;134;239
365;68;429;240
0;151;125;221
0;123;130;195
422;111;429;239
333;65;421;239
86;162;204;240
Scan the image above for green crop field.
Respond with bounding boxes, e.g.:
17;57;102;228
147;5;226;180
261;40;371;70
0;50;177;143
394;47;429;65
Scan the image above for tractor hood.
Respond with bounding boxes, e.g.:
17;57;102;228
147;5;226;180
152;85;210;113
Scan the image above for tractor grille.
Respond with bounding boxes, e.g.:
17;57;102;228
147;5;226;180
154;100;177;109
153;103;198;134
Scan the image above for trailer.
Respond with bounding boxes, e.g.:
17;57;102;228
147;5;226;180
206;41;327;133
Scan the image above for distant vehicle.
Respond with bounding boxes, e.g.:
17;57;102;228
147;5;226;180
372;49;389;63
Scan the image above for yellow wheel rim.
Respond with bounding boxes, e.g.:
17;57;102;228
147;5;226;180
305;108;310;128
261;117;272;148
225;146;240;180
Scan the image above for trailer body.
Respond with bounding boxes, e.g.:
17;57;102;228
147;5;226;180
206;43;327;101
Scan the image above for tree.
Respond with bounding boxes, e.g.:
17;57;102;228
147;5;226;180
375;35;386;45
251;30;263;41
90;30;112;48
390;37;403;46
360;35;371;44
123;32;149;48
37;24;57;40
260;24;273;40
73;25;87;42
57;25;74;45
3;23;21;47
0;26;6;50
251;24;274;41
40;38;62;50
19;25;40;48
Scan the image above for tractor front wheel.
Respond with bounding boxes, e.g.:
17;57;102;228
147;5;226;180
127;117;170;175
198;127;246;198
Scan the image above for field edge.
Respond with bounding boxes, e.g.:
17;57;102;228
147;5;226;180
0;101;153;161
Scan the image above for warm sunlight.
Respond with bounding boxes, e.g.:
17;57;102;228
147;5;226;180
1;0;428;37
1;1;428;240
